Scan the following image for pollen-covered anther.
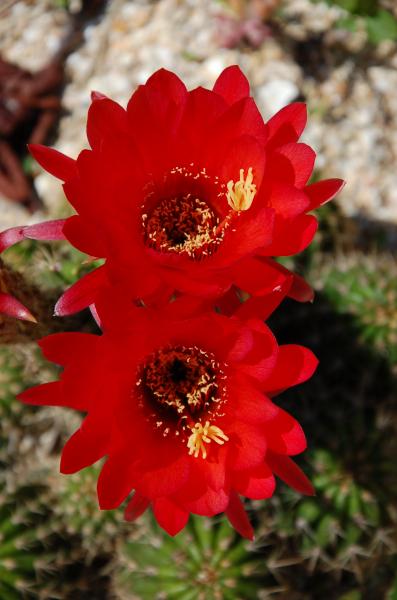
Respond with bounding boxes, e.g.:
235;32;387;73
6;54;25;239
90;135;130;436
226;167;256;211
187;421;229;459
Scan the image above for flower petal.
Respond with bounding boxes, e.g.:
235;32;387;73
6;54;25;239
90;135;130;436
265;409;307;455
266;214;318;256
60;418;109;474
213;65;250;105
183;485;229;516
266;103;307;150
87;97;128;149
28;144;77;181
63;215;107;258
288;273;314;303
0;220;66;253
225;491;254;540
305;178;345;210
54;265;107;316
274;143;316;188
153;497;189;536
18;382;66;407
264;344;318;393
0;292;36;322
230;382;279;424
137;454;190;499
38;332;99;366
24;219;67;241
233;463;275;500
124;492;150;522
266;452;314;495
97;453;136;509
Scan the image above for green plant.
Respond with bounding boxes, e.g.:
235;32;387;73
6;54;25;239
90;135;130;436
310;252;397;365
0;480;53;600
49;465;129;559
114;514;268;599
320;0;397;43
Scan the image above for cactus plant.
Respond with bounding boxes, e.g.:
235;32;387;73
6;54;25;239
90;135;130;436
48;464;130;559
308;252;397;365
0;479;53;600
113;514;272;600
270;449;382;565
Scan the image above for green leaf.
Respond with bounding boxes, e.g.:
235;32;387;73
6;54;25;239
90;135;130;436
366;10;397;44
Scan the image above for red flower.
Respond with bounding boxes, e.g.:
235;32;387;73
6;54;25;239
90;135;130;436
29;66;344;318
19;296;317;538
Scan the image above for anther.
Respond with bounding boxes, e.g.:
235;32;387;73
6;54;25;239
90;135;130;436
187;421;229;459
226;167;256;211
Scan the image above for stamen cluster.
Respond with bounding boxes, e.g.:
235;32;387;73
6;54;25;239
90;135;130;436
136;345;227;441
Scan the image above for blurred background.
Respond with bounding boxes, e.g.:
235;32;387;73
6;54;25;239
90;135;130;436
0;0;397;598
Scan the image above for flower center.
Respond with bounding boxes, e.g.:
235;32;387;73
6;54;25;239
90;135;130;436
144;194;225;259
137;345;228;457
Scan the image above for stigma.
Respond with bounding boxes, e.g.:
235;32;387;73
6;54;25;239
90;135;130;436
226;167;256;211
187;421;229;459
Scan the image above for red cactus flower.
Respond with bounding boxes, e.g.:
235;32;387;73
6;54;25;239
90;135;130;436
19;295;317;538
27;66;343;318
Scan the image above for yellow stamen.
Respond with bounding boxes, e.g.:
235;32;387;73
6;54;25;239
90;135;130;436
187;421;229;459
226;167;256;211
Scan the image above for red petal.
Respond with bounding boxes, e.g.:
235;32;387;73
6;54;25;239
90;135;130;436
213;65;250;104
219;135;265;193
266;103;307;150
97;453;136;510
265;344;318;393
28;144;77;181
268;182;310;219
153;497;189;536
288;273;314;303
0;226;27;253
232;256;289;297
265;409;307;455
208;97;267;149
266;452;314;495
266;214;318;256
0;292;36;322
24;219;67;241
274;143;316;188
236;276;292;320
184;486;229;516
225;491;254;540
54;265;106;316
233;463;275;500
143;68;187;123
18;382;66;406
86;97;128;149
63;215;107;258
91;90;107;101
0;220;66;253
137;455;190;499
215;208;274;265
177;86;226;156
124;492;150;522
60;419;109;474
305;178;345;210
226;327;254;363
38;332;98;366
228;421;267;470
215;286;242;316
230;381;279;424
